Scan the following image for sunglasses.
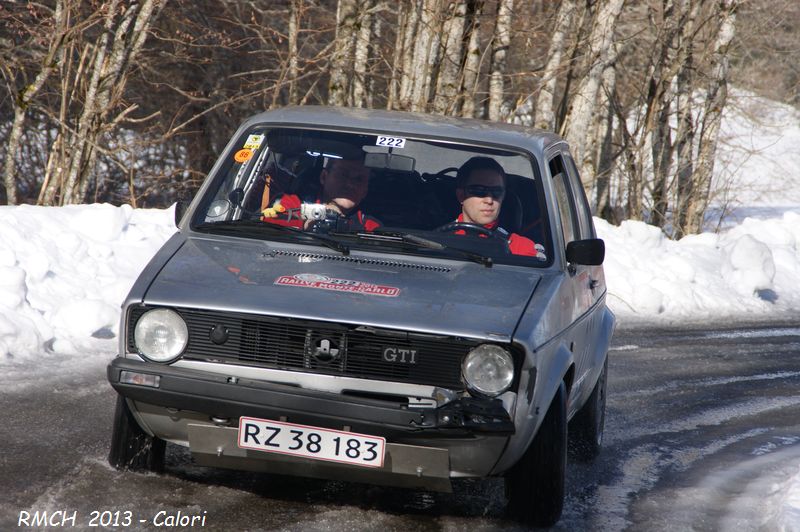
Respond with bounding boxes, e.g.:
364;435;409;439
465;184;505;200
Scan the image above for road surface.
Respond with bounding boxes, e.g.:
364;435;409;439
3;322;800;530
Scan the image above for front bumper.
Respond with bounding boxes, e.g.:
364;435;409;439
108;358;514;436
107;357;515;490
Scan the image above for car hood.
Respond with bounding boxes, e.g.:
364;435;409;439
141;236;541;340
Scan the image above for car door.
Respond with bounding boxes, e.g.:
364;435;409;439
546;148;606;411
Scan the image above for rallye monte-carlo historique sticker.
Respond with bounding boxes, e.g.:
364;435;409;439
274;274;401;297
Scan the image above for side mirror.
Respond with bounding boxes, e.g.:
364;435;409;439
566;238;605;266
174;200;188;227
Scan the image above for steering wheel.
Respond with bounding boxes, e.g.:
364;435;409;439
434;222;497;238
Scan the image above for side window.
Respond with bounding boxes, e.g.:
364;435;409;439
548;154;578;246
564;154;595;239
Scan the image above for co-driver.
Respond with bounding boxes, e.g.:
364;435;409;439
262;156;380;232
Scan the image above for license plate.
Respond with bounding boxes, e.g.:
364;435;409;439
237;417;386;468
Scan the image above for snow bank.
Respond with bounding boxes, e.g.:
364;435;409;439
598;211;800;324
0;204;175;363
1;202;799;364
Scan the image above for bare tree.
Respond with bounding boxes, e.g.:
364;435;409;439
488;0;514;121
684;0;739;234
288;0;301;104
328;0;358;106
674;0;699;238
433;1;468;115
460;0;484;118
592;42;619;219
1;1;84;205
36;0;164;205
0;0;767;235
561;0;626;189
351;0;375;107
410;0;444;112
534;0;577;130
397;1;422;109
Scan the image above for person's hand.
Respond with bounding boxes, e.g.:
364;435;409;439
262;203;286;218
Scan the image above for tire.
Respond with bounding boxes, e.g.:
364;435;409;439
569;356;608;462
108;395;166;472
505;381;567;528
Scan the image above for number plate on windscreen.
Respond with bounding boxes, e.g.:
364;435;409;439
237;417;386;468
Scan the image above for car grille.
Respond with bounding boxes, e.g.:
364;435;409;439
127;307;472;390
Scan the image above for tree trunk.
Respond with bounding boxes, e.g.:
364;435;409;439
288;0;301;105
3;0;71;205
674;0;698;238
388;2;407;109
398;1;422;109
534;0;576;131
328;0;358;107
409;0;443;112
460;0;483;118
686;0;738;234
594;45;618;218
433;0;468;115
561;0;625;190
648;0;682;228
352;0;374;107
488;0;513;121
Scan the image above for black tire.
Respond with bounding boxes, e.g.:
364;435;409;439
108;395;165;472
505;381;567;528
569;356;608;462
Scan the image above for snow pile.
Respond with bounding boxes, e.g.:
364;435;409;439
0;202;799;364
597;211;800;323
0;204;175;363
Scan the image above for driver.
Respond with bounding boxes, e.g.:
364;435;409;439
453;156;541;257
262;156;381;232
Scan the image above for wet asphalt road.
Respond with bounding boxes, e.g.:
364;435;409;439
3;321;800;531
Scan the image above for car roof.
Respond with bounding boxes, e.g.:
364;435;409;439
240;105;565;157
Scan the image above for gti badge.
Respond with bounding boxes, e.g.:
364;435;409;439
383;347;417;364
313;338;340;363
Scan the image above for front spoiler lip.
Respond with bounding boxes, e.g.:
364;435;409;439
107;358;515;435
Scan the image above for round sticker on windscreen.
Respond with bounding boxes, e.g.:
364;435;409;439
234;149;253;163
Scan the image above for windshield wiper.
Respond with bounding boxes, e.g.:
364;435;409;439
194;220;350;255
354;230;493;267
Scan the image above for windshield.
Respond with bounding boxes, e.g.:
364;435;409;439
192;126;551;266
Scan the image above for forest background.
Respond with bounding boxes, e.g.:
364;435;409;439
1;0;798;238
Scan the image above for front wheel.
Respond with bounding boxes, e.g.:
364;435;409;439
569;356;608;462
108;395;165;472
505;381;567;527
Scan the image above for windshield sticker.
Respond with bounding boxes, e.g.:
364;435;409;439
234;149;253;163
375;136;406;149
275;274;400;297
243;134;265;149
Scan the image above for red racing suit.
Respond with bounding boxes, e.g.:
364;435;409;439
453;214;539;257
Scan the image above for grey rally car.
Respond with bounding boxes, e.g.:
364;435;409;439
107;106;614;527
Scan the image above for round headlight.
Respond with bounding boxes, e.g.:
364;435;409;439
462;344;515;397
133;308;188;362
